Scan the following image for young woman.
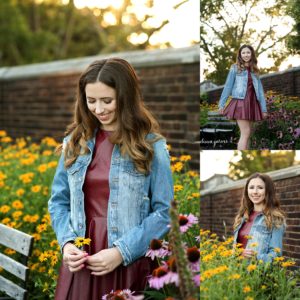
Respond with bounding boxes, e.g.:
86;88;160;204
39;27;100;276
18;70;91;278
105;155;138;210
233;173;285;262
48;58;173;299
218;45;268;150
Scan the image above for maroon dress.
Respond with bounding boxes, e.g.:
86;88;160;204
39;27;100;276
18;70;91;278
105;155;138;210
237;211;261;249
54;130;157;299
223;67;263;121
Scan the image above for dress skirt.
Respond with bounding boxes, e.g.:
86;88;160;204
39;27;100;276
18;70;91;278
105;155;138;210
223;68;263;121
54;130;157;300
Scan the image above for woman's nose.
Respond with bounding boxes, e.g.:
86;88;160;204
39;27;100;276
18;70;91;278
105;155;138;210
95;102;104;114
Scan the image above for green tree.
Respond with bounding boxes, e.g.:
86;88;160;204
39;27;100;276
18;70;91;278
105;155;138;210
228;150;296;180
201;0;293;84
0;0;188;66
286;0;300;54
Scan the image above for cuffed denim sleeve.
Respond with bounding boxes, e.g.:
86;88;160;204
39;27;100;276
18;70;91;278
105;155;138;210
256;224;285;263
219;65;236;109
48;140;77;252
257;78;267;112
113;139;173;266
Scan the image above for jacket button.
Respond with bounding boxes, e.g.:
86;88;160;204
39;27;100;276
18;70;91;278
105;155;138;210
79;223;83;229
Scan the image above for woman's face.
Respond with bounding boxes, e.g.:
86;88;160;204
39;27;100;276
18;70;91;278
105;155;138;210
247;177;266;209
85;82;117;131
240;47;252;63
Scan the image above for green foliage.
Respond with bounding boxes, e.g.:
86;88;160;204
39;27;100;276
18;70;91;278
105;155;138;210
199;101;219;126
286;0;300;54
0;0;185;66
229;150;296;180
200;230;300;299
201;0;292;84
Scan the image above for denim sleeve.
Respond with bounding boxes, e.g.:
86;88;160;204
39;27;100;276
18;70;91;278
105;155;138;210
256;224;285;263
257;78;267;112
113;139;173;266
219;65;236;109
48;141;77;252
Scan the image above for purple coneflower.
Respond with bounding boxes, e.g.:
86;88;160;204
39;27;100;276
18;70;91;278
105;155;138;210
187;246;200;272
276;131;283;139
288;127;293;134
102;289;144;300
164;257;179;286
148;266;169;289
294;128;300;139
145;239;170;260
178;213;198;232
193;274;200;287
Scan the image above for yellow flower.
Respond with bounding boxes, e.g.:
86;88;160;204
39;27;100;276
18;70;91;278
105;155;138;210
50;255;58;266
261;285;267;290
171;161;183;173
166;144;171;151
50;240;59;248
36;224;47;233
174;185;184;192
4;248;16;255
274;256;284;262
32;233;41;241
274;247;281;253
42;214;51;224
247;264;257;272
31;185;42;193
245;297;254;300
19;172;34;184
39;267;46;273
42;150;53;156
0;205;10;213
249;242;258;248
74;237;92;248
1;217;11;224
16;189;25;197
281;261;296;268
1;137;12;143
48;161;58;168
41;137;58;147
220;249;233;257
244;235;253;240
243;285;251;293
187;171;198;177
12;211;23;220
0;171;7;181
39;253;49;262
202;253;215;262
191;192;200;198
228;273;241;280
37;164;48;173
33;249;42;257
0;130;7;137
179;155;191;162
12;200;24;209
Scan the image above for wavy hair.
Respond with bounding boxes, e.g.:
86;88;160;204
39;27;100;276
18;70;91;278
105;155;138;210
233;173;286;231
57;58;161;174
236;44;259;74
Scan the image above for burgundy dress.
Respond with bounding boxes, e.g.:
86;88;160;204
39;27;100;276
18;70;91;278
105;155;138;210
54;130;157;299
237;211;261;249
223;67;263;121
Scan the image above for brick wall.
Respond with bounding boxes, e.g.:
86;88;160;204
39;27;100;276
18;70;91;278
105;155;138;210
200;166;300;266
205;66;300;103
0;46;199;168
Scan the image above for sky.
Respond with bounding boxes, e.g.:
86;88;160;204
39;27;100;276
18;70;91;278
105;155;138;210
200;151;300;181
69;0;200;48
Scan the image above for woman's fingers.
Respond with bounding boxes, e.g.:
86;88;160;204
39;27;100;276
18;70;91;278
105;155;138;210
67;256;88;268
86;265;108;272
68;264;85;273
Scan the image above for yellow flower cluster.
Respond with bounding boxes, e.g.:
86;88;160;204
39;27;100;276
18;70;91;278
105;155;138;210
74;237;92;248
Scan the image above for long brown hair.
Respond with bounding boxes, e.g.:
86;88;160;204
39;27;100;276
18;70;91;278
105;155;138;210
233;173;286;230
59;58;161;174
236;44;259;74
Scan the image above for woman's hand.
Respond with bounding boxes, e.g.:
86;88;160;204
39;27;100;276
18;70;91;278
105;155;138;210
242;249;255;259
263;112;268;119
86;248;123;276
63;242;88;272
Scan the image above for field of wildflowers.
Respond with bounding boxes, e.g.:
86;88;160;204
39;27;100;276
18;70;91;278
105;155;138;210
200;229;300;299
0;130;199;299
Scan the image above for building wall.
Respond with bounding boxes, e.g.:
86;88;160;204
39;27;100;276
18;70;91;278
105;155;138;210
0;46;199;168
200;166;300;266
205;66;300;104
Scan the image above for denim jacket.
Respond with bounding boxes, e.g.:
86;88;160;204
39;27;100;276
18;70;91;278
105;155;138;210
233;213;285;262
48;133;173;266
219;64;267;112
